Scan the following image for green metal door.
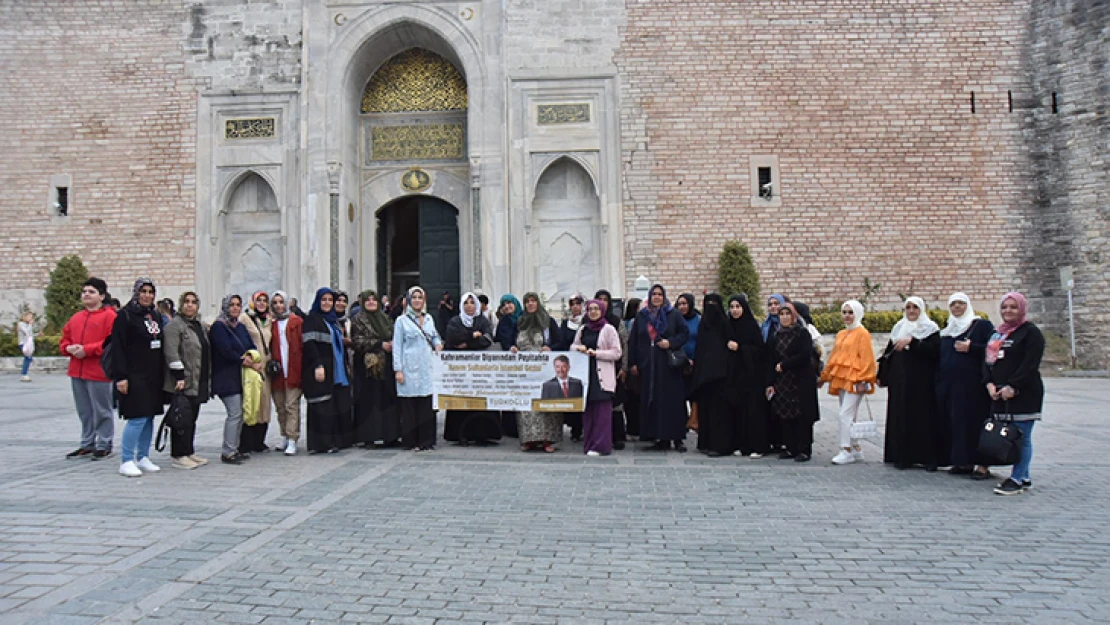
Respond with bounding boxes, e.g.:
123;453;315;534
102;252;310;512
418;197;461;301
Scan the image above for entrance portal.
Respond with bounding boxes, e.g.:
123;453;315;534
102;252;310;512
377;196;461;304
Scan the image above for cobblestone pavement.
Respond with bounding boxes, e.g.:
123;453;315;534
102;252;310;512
0;373;1107;625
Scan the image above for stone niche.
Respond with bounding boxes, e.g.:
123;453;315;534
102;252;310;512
221;172;283;300
531;158;603;304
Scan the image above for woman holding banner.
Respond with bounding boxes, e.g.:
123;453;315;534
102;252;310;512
513;292;563;453
443;292;500;444
572;299;622;456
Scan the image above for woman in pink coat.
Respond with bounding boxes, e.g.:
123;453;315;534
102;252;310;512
572;299;623;456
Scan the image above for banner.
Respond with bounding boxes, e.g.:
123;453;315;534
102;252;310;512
433;351;590;412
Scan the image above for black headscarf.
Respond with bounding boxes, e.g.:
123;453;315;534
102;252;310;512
728;295;763;346
623;298;642;322
677;293;699;321
690;293;729;397
793;301;815;328
594;289;622;327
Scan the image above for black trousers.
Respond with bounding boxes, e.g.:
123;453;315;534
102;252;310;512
399;395;436;449
782;417;813;456
170;397;201;458
611;408;627;443
239;421;270;454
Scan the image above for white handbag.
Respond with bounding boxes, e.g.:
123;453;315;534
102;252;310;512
850;398;880;441
21;340;33;358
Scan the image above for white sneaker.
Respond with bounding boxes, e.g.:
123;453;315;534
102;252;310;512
284;440;297;456
852;449;865;462
831;450;856;465
586;450;600;457
749;452;764;459
136;457;161;472
20;375;31;382
119;461;142;477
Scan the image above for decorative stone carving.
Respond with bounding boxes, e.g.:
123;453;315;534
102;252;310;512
369;124;466;162
537;103;590;125
224;117;276;139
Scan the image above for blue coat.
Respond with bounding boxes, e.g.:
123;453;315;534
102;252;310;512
210;320;254;398
392;313;443;397
682;313;700;361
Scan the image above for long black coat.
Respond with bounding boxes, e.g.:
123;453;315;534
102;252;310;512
768;324;819;424
302;312;338;402
882;332;947;467
111;305;166;418
628;309;689;441
982;322;1045;416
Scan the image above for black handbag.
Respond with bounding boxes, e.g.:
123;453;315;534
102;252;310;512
667;349;688;370
155;393;192;452
977;414;1023;465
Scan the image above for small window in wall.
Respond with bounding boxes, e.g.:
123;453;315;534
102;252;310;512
749;156;781;207
48;174;72;217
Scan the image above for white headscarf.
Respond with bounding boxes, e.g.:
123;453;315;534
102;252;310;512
940;292;977;337
842;300;865;331
458;291;478;328
891;296;940;340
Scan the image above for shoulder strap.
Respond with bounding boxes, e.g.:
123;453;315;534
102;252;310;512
406;313;437;351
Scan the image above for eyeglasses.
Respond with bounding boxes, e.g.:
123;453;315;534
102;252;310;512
842;310;854;315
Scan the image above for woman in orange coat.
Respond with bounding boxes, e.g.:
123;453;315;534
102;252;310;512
820;300;877;465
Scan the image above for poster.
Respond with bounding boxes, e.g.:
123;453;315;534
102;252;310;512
433;351;590;412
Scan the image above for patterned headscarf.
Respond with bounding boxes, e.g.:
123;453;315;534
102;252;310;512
355;290;393;338
126;277;157;314
640;284;673;335
217;294;241;327
406;286;427;315
518;292;552;335
177;291;200;321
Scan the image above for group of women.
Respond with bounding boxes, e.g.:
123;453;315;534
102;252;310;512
105;275;1044;495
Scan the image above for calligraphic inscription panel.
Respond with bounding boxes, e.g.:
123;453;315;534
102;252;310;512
369;124;466;162
537;104;590;125
225;118;276;139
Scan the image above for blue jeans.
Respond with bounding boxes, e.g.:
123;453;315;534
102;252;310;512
21;356;32;375
1010;420;1035;482
120;417;154;463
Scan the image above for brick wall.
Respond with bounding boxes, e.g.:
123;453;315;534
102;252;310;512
0;1;198;298
615;1;1035;312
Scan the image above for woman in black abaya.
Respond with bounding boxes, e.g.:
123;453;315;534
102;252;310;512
628;284;690;452
690;294;732;456
726;294;771;458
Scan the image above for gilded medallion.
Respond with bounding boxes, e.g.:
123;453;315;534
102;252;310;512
401;168;431;193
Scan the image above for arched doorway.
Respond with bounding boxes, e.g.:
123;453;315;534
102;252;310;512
377;196;460;303
359;45;469;303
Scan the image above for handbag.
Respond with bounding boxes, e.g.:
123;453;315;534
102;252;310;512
876;345;893;388
977;412;1023;465
21;341;33;358
667;349;688;370
849;397;880;440
155;393;192;452
265;359;282;378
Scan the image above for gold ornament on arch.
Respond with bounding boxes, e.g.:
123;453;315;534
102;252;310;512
361;48;468;114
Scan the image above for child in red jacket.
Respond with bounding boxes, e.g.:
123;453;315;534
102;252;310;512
59;277;117;459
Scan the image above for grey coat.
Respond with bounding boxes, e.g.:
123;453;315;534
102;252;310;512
162;316;210;398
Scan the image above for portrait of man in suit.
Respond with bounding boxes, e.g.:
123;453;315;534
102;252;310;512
541;355;583;399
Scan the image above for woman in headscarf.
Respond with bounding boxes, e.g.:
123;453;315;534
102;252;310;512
513;292;563;452
350;290;399;448
676;293;700;431
392;286;444;451
443;291;500;444
621;298;642;440
268;291;303;455
761;294;786;341
984;292;1045;496
493;294;522;351
628;284;690;451
210;294;257;464
571;298;622;456
936;293;994;478
880;297;945;470
766;303;819;462
161;291;211;469
554;292;586;441
302;288;351;454
238;291;273;455
820;300;878;465
595;289;629;449
111;278;168;477
689;294;731;456
726;294;771;457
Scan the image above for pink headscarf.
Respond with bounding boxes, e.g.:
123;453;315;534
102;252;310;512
986;291;1028;365
585;299;609;331
996;292;1028;336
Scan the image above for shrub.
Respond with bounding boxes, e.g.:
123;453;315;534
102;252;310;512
718;241;762;316
44;255;89;333
809;309;988;335
0;331;60;358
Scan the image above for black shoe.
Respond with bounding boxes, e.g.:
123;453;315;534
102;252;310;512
221;454;242;465
650;441;668;451
949;466;973;475
91;449;112;460
970;469;993;481
1022;480;1033;490
236;452;250;461
613;441;625;451
778;451;795;460
925;465;938;473
794;453;811;462
674;443;687;453
994;478;1024;496
66;448;94;459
